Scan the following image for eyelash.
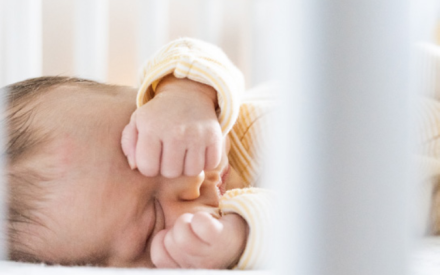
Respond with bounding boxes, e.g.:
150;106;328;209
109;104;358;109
144;199;158;253
152;199;158;231
152;199;163;233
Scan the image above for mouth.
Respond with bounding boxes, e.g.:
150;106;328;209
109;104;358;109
217;164;230;196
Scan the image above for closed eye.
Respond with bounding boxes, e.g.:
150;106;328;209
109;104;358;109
143;200;157;253
145;199;164;253
152;199;165;236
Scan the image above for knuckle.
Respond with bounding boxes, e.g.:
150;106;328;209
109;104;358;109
170;125;205;143
138;125;155;136
170;125;187;140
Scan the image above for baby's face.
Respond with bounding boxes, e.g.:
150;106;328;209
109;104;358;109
23;85;242;267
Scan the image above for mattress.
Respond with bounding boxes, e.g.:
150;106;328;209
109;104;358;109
0;261;272;275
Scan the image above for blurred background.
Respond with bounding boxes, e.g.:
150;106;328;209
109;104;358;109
1;0;440;88
2;0;440;273
0;0;276;89
1;0;440;89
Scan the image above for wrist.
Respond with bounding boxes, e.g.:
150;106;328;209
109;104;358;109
155;74;218;109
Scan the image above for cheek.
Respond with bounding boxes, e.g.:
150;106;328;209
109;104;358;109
106;188;157;265
110;225;148;264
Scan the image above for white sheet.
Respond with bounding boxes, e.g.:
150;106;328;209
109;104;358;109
412;237;440;275
3;237;440;275
0;261;272;275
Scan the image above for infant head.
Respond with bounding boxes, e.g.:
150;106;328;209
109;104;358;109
3;77;239;267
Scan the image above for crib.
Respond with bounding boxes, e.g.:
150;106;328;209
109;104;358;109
0;0;439;274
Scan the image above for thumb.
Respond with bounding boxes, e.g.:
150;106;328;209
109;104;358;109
121;113;138;169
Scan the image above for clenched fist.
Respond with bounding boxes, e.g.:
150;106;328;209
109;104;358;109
150;212;248;269
121;75;222;178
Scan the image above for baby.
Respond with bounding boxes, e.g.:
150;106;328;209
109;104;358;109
4;38;273;269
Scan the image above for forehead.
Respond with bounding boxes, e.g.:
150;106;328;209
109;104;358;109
36;84;137;132
35;82;139;187
27;84;141;263
29;84;138;180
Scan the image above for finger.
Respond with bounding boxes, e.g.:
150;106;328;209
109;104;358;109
190;212;223;244
204;140;222;170
183;146;205;177
136;134;162;177
121;114;138;169
161;142;186;178
151;229;180;268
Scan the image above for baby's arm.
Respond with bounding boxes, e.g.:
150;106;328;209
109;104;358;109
122;38;245;178
150;212;248;269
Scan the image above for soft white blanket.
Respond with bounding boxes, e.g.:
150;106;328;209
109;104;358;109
3;238;440;275
0;261;272;275
412;237;440;275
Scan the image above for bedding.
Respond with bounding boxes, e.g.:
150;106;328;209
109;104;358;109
412;237;440;275
0;261;272;274
2;238;440;275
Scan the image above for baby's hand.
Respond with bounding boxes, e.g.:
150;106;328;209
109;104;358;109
121;75;222;178
150;212;248;269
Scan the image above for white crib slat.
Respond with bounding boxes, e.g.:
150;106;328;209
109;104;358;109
269;0;412;274
0;0;42;258
1;0;42;86
74;0;109;82
0;0;4;88
1;0;44;260
137;0;169;68
0;2;5;260
197;0;223;45
249;0;274;86
238;0;253;88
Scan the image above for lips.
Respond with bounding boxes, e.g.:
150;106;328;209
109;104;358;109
217;164;230;196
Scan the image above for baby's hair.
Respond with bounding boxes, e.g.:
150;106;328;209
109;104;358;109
2;76;104;263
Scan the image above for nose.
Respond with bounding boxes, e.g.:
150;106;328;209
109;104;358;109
177;172;204;201
157;170;222;229
159;170;221;208
177;171;221;207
